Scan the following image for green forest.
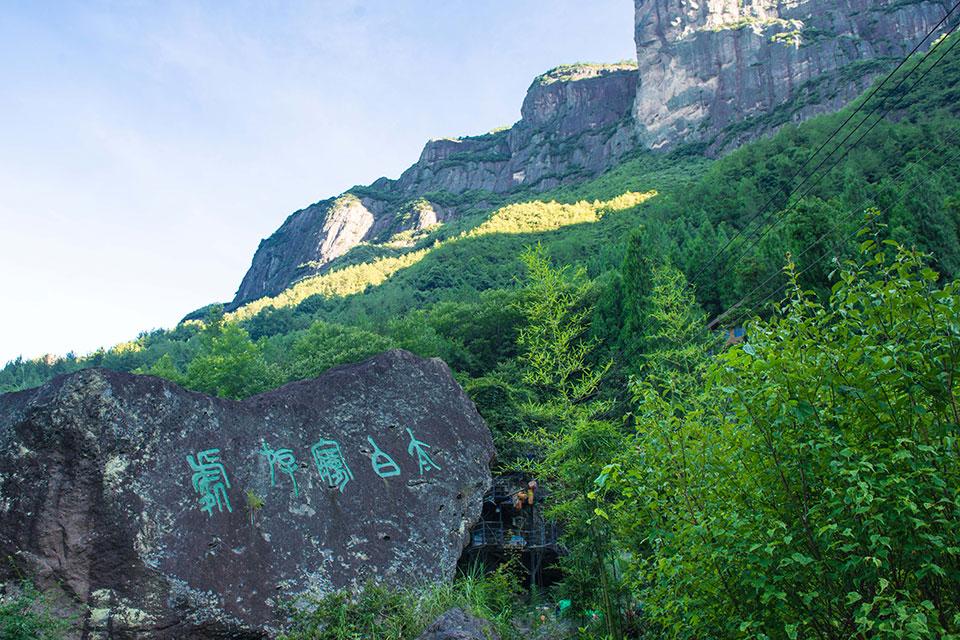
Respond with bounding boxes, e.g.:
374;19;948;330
3;32;960;640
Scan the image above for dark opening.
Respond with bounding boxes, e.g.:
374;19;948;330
458;472;562;591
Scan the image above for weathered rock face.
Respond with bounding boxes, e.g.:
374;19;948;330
0;350;495;639
227;1;959;310
633;0;957;152
233;193;381;308
396;64;639;195
229;63;638;307
415;608;500;640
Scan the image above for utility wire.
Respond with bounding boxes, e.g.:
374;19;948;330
714;28;960;290
686;2;960;290
706;126;960;331
695;139;960;352
617;20;960;364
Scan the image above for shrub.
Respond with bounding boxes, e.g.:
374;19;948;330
0;581;72;640
280;563;522;640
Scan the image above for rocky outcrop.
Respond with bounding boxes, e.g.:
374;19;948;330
227;1;959;310
229;63;638;307
234;194;376;307
416;608;501;640
0;350;495;638
395;63;638;195
633;0;957;152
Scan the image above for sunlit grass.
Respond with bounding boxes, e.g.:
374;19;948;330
227;249;432;322
467;190;655;237
226;190;657;321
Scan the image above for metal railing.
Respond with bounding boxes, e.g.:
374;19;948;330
468;519;559;550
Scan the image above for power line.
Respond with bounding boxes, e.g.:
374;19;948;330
715;28;960;290
707;129;960;332
618;120;960;366
704;138;960;345
618;23;960;364
686;3;960;290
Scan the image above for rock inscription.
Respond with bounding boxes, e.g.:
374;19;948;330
0;350;495;639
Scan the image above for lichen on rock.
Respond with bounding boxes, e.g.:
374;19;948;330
0;350;495;638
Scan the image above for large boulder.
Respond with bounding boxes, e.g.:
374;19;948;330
0;350;495;638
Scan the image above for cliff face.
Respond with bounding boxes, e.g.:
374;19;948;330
0;351;495;638
231;63;638;307
395;64;639;194
633;0;957;152
230;1;959;310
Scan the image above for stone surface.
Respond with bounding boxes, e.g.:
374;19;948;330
0;350;495;638
416;608;500;640
633;0;957;152
395;63;639;196
228;1;959;309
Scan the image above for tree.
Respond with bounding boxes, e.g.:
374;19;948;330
513;244;624;638
144;353;182;384
516;243;608;411
619;225;667;362
183;323;274;399
287;321;392;381
596;263;721;637
599;236;960;639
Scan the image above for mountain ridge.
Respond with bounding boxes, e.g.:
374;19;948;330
227;0;957;312
229;61;641;308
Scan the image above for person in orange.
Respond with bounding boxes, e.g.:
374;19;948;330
513;479;537;510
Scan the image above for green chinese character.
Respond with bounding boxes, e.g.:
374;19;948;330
405;428;441;475
367;436;401;478
310;439;354;492
260;441;299;497
186;448;232;516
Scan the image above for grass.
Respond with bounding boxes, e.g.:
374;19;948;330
0;581;73;640
280;562;527;640
534;61;637;85
226;191;659;322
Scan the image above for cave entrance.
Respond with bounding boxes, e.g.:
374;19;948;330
458;472;563;591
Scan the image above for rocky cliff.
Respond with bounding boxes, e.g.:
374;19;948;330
229;0;958;311
230;63;638;307
633;0;957;152
395;63;639;195
0;350;495;638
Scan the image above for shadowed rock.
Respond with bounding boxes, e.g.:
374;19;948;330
416;608;501;640
633;0;958;152
0;350;495;638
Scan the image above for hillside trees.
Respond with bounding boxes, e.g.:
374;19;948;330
286;322;391;381
596;237;960;639
178;308;276;399
509;244;626;638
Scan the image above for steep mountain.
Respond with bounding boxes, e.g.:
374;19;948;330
231;63;639;307
633;0;955;151
229;0;956;311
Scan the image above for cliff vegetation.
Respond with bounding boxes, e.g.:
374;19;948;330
3;24;960;640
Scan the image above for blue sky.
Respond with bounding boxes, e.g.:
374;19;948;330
0;1;636;364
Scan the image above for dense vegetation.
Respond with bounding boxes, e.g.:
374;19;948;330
3;32;960;640
0;581;72;640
